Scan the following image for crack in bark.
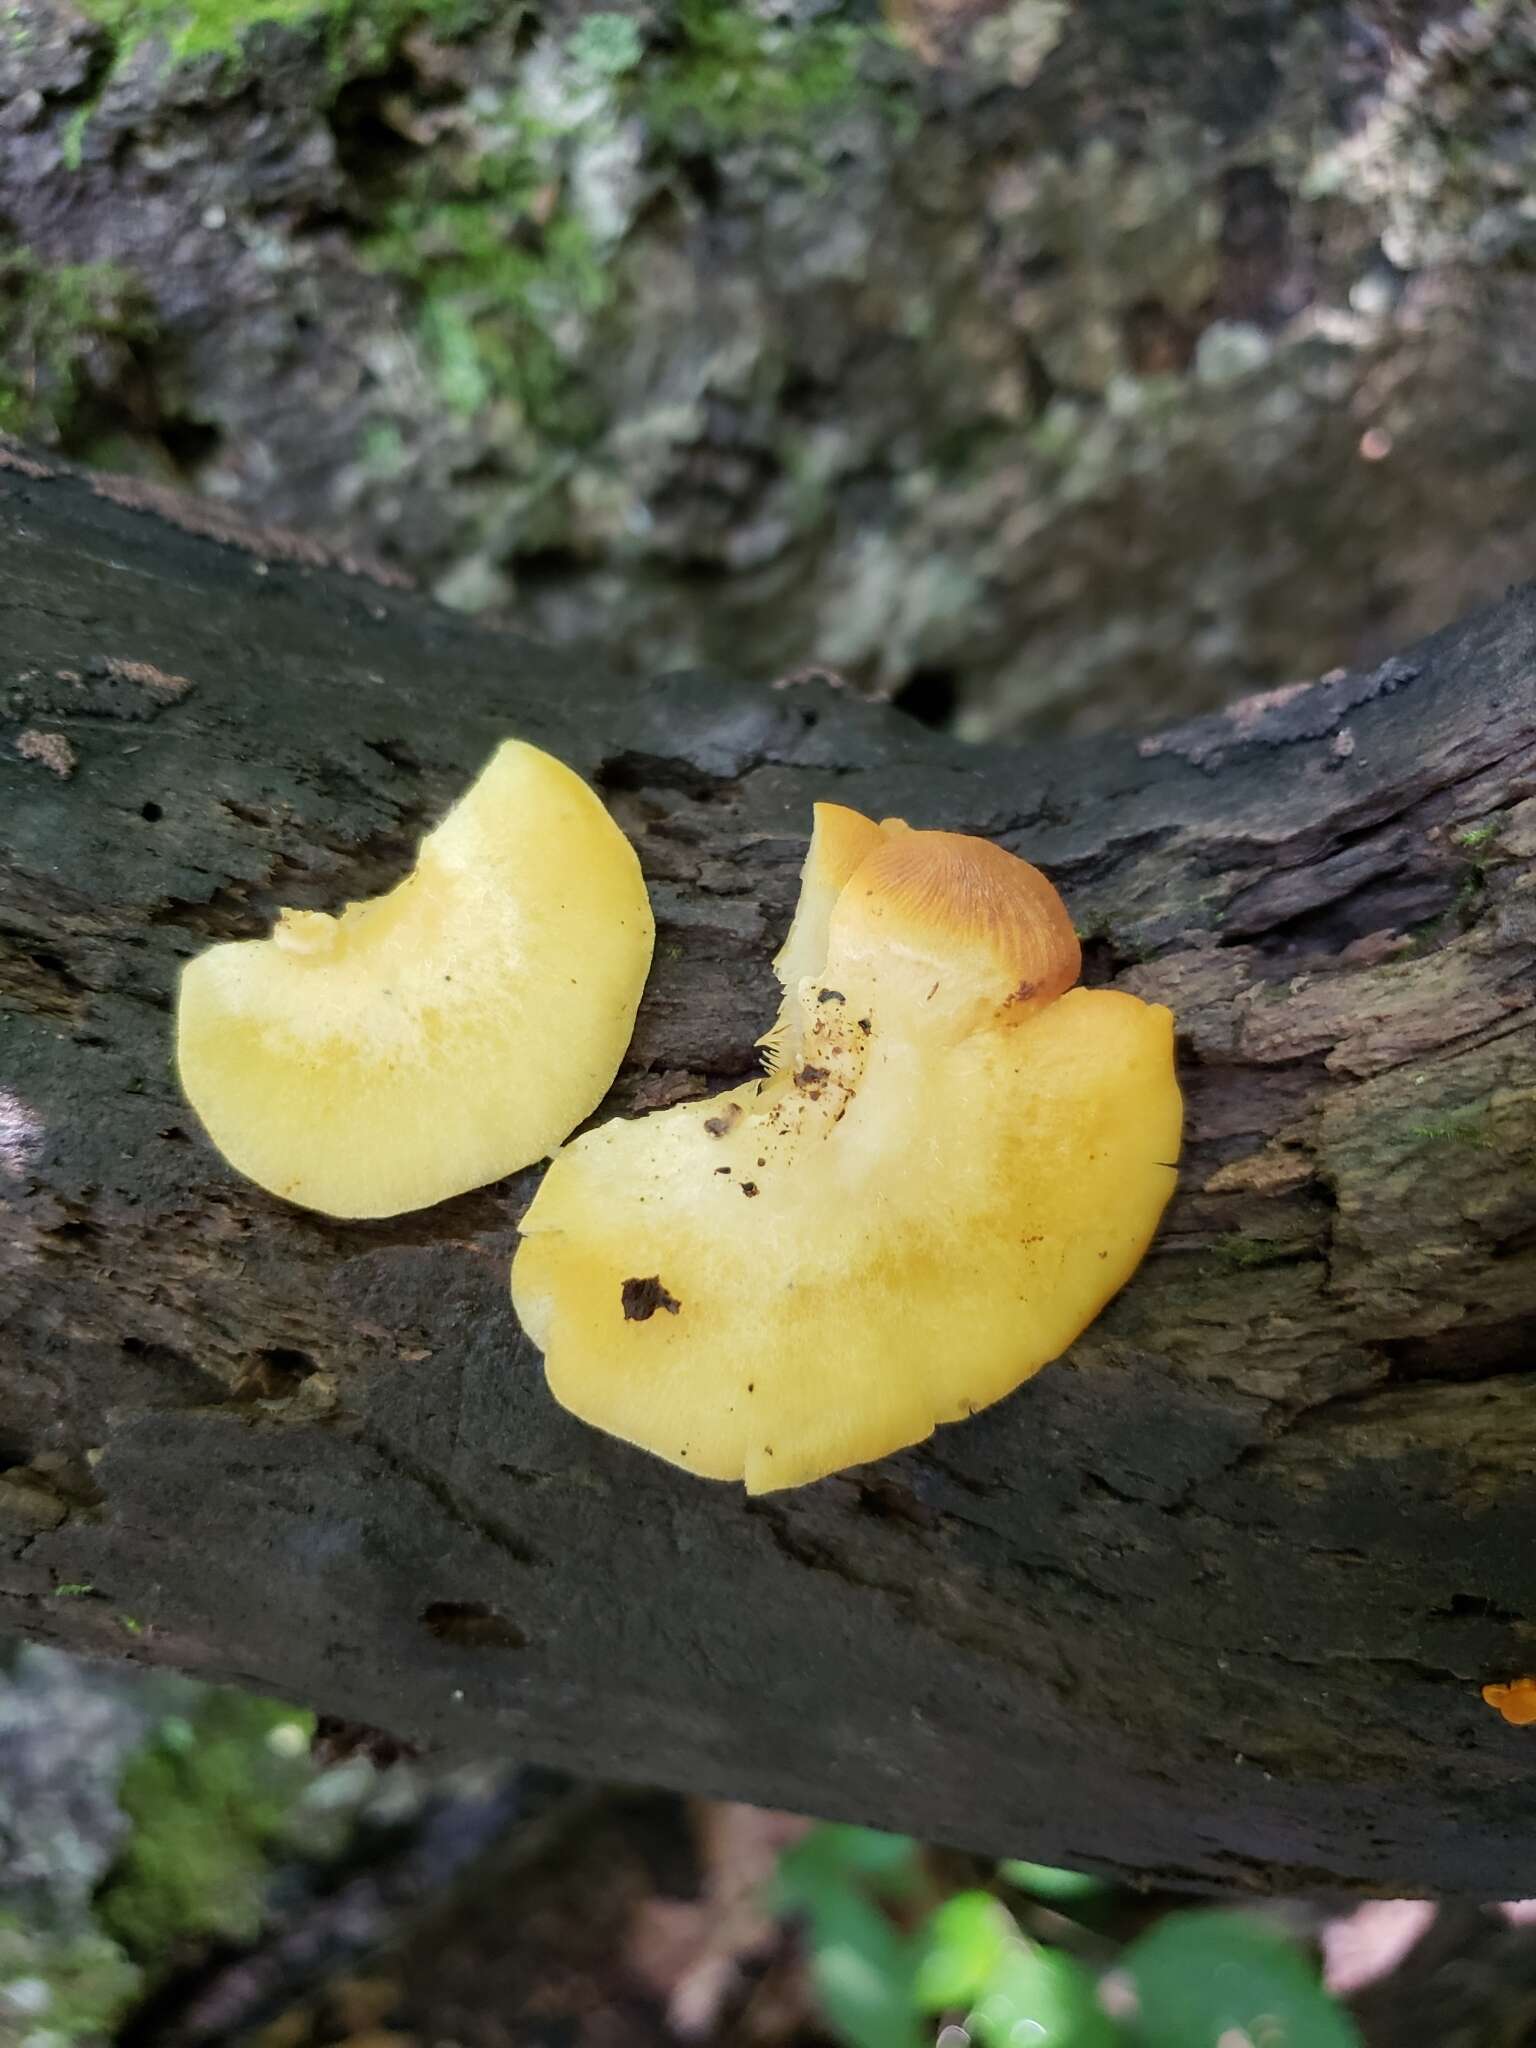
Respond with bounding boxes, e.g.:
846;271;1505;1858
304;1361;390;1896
355;1428;548;1574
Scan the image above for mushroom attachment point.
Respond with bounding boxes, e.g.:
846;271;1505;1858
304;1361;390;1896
176;740;653;1218
512;803;1182;1492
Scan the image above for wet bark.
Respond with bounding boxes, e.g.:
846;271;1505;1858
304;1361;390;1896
2;452;1535;1894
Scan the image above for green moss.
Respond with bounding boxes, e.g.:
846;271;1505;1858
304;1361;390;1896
0;1915;142;2045
637;1;910;154
1454;866;1486;920
364;3;899;438
362;103;610;436
1453;817;1501;851
568;10;644;78
46;0;910;453
71;0;332;62
69;0;489;67
60;0;499;162
360;418;409;475
1209;1234;1302;1269
60;102;94;172
98;1694;316;1961
0;249;155;445
1405;1104;1491;1149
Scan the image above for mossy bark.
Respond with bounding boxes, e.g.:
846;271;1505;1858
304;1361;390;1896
3;454;1535;1894
6;0;1536;735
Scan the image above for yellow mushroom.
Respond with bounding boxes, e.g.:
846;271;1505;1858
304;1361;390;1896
512;802;1181;1492
1483;1677;1536;1727
177;740;653;1218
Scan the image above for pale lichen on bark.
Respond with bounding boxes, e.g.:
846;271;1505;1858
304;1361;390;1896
3;0;1536;735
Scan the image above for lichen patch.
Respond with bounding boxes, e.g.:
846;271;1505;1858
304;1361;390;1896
15;728;77;778
103;656;194;702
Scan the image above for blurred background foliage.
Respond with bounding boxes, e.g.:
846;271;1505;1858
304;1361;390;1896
1;1643;1513;2048
2;0;1536;735
772;1825;1360;2048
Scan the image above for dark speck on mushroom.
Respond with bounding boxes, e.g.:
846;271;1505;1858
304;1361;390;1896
794;1065;829;1088
817;988;845;1004
621;1275;682;1321
856;1017;871;1034
741;1181;759;1198
704;1103;742;1137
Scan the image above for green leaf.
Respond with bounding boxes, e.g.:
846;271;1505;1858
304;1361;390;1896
776;1825;921;1913
914;1891;1014;2010
1122;1911;1362;2048
969;1938;1119;2048
802;1885;924;2048
1001;1859;1109;1906
817;1825;922;1881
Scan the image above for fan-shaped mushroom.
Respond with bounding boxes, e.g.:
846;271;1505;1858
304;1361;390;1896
513;802;1180;1492
177;740;652;1218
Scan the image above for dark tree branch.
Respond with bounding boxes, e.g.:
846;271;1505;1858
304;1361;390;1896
2;455;1535;1893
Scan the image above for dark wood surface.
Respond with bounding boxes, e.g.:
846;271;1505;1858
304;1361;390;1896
3;451;1535;1892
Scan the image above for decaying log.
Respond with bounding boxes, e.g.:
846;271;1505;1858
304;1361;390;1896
2;454;1535;1894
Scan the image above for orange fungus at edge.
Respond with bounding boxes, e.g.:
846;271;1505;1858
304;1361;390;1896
1483;1678;1536;1726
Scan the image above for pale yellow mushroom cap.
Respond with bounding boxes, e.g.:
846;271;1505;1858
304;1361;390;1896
512;804;1181;1493
177;740;653;1218
762;802;892;1069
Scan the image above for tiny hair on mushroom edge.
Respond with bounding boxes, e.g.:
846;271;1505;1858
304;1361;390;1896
512;801;1183;1494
